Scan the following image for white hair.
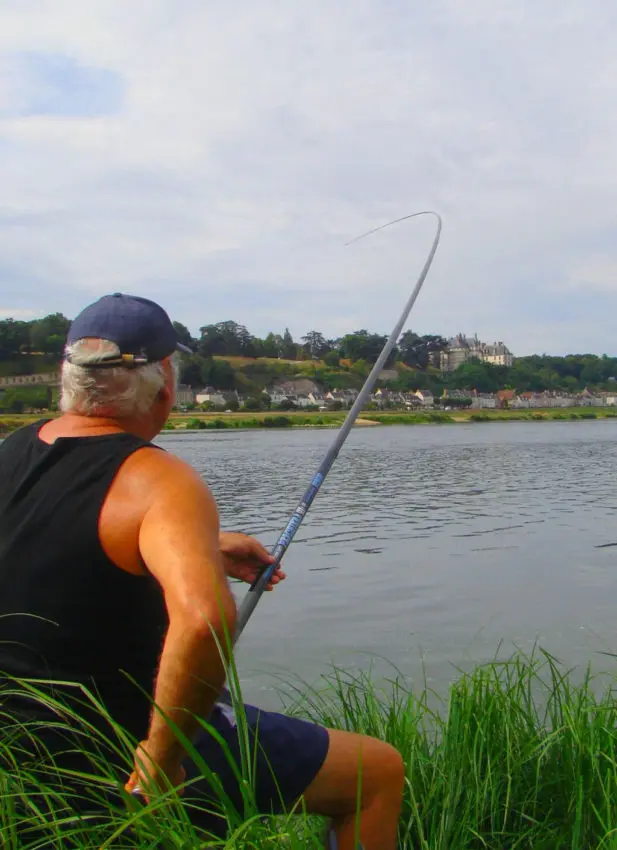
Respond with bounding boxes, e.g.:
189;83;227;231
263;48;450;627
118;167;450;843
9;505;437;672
60;338;179;418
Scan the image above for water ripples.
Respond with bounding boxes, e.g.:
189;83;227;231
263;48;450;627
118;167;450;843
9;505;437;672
157;422;617;705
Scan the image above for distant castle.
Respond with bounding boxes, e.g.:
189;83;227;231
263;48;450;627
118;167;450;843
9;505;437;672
439;334;514;373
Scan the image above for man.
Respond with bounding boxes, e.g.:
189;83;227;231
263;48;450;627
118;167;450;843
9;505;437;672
0;293;404;849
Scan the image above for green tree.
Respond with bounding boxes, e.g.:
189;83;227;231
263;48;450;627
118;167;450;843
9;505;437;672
324;349;340;368
209;359;236;390
236;324;256;357
30;313;71;356
388;368;429;391
442;396;472;408
340;330;392;364
197;320;251;357
179;354;205;386
399;331;448;369
244;396;264;411
0;319;30;359
281;328;296;360
562;375;579;392
216;321;239;355
198;324;224;357
508;360;537;392
258;333;284;358
447;361;501;393
351;359;370;378
302;331;329;359
580;358;604;385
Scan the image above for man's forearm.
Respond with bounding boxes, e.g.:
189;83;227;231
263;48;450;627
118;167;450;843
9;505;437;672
145;620;232;764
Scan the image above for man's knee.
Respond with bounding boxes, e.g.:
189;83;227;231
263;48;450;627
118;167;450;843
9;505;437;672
362;737;405;798
300;728;405;818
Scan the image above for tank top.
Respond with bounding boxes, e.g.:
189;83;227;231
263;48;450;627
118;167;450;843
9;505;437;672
0;420;169;746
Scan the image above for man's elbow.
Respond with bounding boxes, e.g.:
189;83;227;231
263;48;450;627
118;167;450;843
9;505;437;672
180;597;238;644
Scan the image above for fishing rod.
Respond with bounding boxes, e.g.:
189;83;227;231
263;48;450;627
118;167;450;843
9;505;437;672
234;210;443;640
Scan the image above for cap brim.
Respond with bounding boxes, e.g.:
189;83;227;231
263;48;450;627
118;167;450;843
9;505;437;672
176;342;192;355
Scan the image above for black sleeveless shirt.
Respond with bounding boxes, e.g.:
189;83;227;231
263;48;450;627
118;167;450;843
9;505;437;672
0;421;168;744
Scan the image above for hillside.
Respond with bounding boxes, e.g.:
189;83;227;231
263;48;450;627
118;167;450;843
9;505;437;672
1;312;616;399
2;351;617;400
203;354;406;395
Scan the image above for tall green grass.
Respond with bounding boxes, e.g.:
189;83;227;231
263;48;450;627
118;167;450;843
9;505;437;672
284;649;617;849
4;649;617;847
0;674;326;848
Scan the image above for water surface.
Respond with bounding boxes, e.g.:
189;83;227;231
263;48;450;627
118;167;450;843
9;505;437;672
157;421;617;707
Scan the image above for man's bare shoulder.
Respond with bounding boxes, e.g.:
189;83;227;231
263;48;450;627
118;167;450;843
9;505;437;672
100;445;217;577
118;445;207;495
102;446;214;525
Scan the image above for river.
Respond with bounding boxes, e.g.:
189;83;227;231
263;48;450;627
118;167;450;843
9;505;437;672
159;421;617;708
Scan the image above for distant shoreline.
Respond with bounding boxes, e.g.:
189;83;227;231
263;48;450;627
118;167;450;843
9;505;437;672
1;407;616;437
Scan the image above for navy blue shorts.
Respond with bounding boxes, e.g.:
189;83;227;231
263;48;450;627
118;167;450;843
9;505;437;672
180;699;330;835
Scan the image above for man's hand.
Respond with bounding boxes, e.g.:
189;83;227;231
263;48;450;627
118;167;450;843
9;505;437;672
125;740;186;802
219;532;286;590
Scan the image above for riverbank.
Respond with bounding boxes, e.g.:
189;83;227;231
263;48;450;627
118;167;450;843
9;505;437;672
1;406;616;436
3;649;617;848
167;406;617;430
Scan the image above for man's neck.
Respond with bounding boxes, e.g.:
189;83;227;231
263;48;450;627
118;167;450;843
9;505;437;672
39;413;159;444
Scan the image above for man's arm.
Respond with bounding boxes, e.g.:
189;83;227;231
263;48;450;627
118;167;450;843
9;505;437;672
137;457;238;773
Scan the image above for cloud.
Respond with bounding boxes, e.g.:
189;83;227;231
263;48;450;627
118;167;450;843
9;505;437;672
0;0;616;355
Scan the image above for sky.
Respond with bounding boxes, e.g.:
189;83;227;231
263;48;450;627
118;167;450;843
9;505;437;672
1;0;616;357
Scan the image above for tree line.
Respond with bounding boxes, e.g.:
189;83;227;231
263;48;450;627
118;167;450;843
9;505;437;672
0;314;444;368
0;314;71;359
1;314;616;395
173;319;445;369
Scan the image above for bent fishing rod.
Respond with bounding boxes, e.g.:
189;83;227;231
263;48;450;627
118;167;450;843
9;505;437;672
234;210;443;640
129;211;442;799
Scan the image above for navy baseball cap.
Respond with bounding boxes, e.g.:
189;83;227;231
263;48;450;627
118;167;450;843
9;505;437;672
65;293;192;368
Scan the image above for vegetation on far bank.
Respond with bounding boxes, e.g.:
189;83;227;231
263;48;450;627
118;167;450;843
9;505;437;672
168;407;617;429
1;407;615;437
4;648;617;847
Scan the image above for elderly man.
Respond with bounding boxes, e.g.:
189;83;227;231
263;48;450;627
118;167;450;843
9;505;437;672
0;293;404;849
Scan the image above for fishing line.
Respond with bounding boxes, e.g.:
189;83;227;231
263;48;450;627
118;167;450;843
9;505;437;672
235;210;443;639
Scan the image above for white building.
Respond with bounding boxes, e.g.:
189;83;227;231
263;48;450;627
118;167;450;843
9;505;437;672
413;390;434;407
196;386;228;407
440;334;514;372
579;388;606;407
175;384;195;406
308;391;326;407
471;393;497;409
325;389;358;407
266;388;292;406
512;392;577;409
482;342;514;368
